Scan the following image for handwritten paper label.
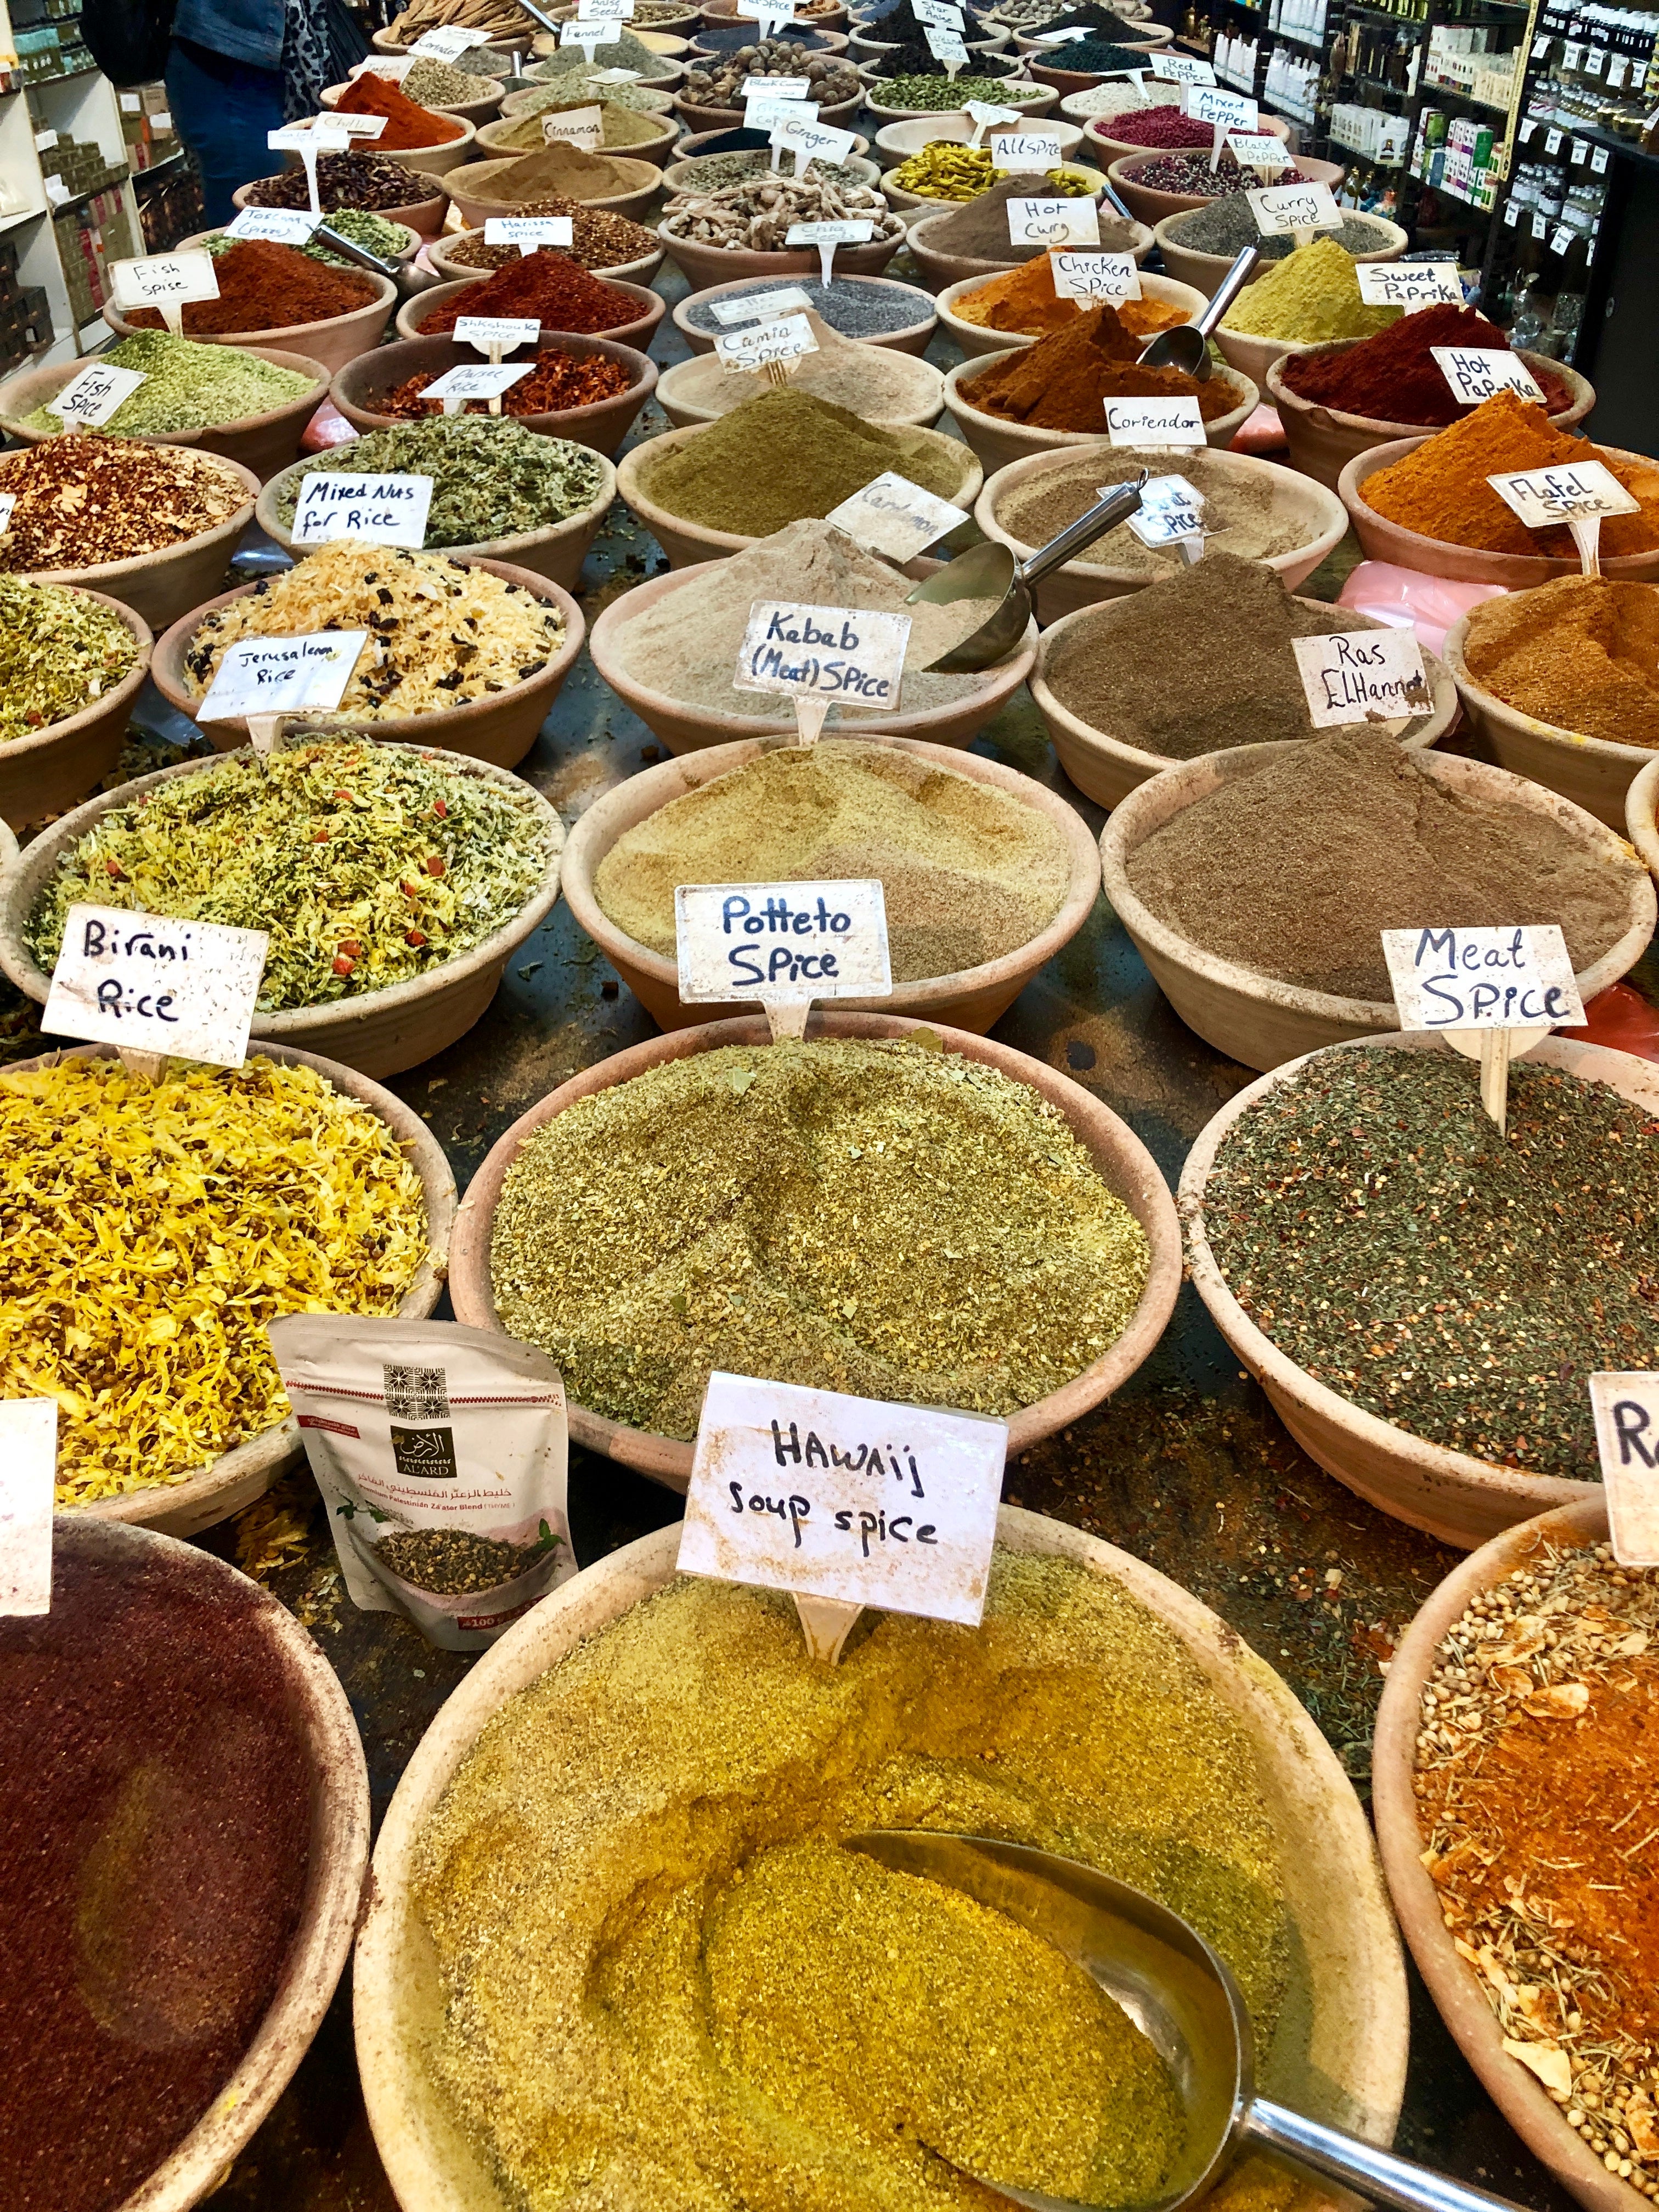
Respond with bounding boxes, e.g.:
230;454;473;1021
484;216;574;251
590;66;642;81
45;362;147;427
1105;396;1205;448
714;311;819;370
964;98;1021;142
356;53;415;77
774;111;857;171
291;471;433;549
709;285;812;324
1355;260;1464;308
1226;130;1291;173
1292;629;1431;727
924;24;969;66
329;111;390;136
736;0;797;24
1246;179;1341;234
1592;1374;1659;1566
273;117;352;148
1157;52;1216;84
988;127;1065;167
913;0;966;24
1485;459;1639;529
675;879;891;1003
1006;195;1099;248
1381;924;1583;1034
0;1400;55;1617
1431;346;1545;407
542;103;605;148
560;18;606;46
110;251;221;315
0;494;15;534
678;1373;1005;1627
410;22;491;55
227;206;321;245
742;73;811;97
735;600;911;712
454;314;541;354
578;0;634;16
749;93;819;133
823;469;968;560
1186;83;1257;128
1035;24;1087;40
1127;472;1205;548
1049;249;1140;301
195;630;369;724
785;219;873;245
44;906;270;1069
418;362;535;407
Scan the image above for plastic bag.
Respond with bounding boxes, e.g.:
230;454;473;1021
1560;981;1659;1067
267;1314;576;1650
1337;559;1508;661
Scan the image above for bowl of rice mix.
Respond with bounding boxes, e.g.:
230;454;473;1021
151;543;585;772
0;579;153;833
0;1041;455;1533
1;740;566;1079
328;333;656;470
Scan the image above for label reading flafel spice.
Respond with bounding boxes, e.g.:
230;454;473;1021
44;906;270;1070
0;1399;55;1618
1485;458;1640;529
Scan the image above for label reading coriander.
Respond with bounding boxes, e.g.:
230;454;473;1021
713;311;819;371
542;104;605;149
0;1400;55;1618
410;22;492;55
291;471;434;549
46;361;148;428
1104;396;1205;448
1246;179;1341;235
484;216;574;252
1049;249;1139;302
1485;458;1639;528
1380;923;1584;1032
44;906;270;1070
1431;346;1544;407
227;206;321;245
1591;1374;1659;1567
823;469;968;561
1291;629;1431;728
987;127;1065;168
675;879;891;1004
1006;196;1099;249
709;285;812;324
1355;261;1463;309
195;629;370;724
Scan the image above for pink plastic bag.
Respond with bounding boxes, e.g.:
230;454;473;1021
1560;981;1659;1067
1337;559;1506;660
300;399;360;453
1229;402;1289;456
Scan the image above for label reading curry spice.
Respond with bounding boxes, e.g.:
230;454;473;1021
43;905;270;1069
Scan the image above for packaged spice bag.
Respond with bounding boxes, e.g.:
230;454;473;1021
268;1314;575;1650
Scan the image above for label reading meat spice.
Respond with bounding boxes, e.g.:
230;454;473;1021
484;216;575;252
109;251;220;336
713;311;820;371
988;128;1066;169
1590;1374;1659;1566
1104;396;1205;448
44;906;270;1069
1006;196;1101;249
1226;131;1291;174
735;600;911;718
291;471;435;549
709;285;813;324
1430;346;1545;408
674;880;891;1003
1379;924;1585;1032
410;22;492;55
227;205;322;245
541;104;605;149
1355;260;1464;309
1292;629;1432;728
453;314;542;355
1485;458;1640;529
44;361;148;428
773;111;857;174
1246;179;1342;235
0;1399;55;1618
678;1373;1006;1630
195;628;370;724
1049;249;1141;302
823;470;968;561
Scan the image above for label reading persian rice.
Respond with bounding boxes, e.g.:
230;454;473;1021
1245;179;1341;235
44;906;270;1070
45;361;148;428
1292;629;1432;729
1380;924;1584;1033
1592;1374;1659;1567
291;471;435;550
713;312;819;371
1430;346;1544;407
227;206;321;245
195;629;370;724
674;879;891;1003
1006;196;1099;248
0;1400;55;1618
1104;397;1204;448
1049;249;1140;302
484;216;575;251
823;470;968;560
735;600;911;710
1354;261;1464;309
1484;459;1638;528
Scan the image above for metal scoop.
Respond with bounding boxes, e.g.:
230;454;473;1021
844;1831;1533;2212
1136;246;1258;380
906;474;1146;672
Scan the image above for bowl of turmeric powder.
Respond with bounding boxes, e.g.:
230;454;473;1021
934;262;1204;358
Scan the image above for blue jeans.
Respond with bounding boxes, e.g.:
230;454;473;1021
165;37;285;230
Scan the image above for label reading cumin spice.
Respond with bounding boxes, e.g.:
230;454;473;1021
0;1398;55;1617
714;311;819;372
1379;924;1584;1032
44;905;269;1068
1591;1373;1659;1565
675;879;891;1003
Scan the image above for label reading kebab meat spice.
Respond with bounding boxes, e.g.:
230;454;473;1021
675;879;891;1002
0;1398;55;1617
1379;923;1585;1032
291;470;434;549
1591;1372;1659;1565
43;904;270;1068
735;600;912;710
1291;628;1432;728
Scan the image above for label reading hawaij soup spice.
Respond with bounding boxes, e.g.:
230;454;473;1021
675;879;891;1003
42;904;269;1069
0;1398;55;1617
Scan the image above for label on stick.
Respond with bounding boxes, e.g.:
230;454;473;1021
1380;924;1585;1033
774;111;857;170
46;361;147;428
0;1400;55;1618
227;206;321;244
709;285;812;324
713;311;819;370
1157;52;1216;83
1246;179;1341;235
542;104;605;148
328;111;390;136
1355;261;1463;309
736;0;797;21
735;599;911;712
109;251;220;313
410;22;491;55
924;24;969;64
417;362;535;406
0;494;14;533
1431;346;1545;407
1006;195;1099;248
913;0;966;23
823;469;968;561
749;94;819;133
195;629;369;724
1186;83;1257;128
1126;472;1205;549
678;1372;1006;1627
1226;131;1291;173
290;471;433;549
1049;249;1139;302
44;906;270;1070
988;127;1065;167
453;314;541;354
1591;1374;1659;1567
484;216;574;250
1291;629;1431;729
578;0;634;15
675;879;891;1003
742;73;811;96
1105;396;1205;448
1485;459;1639;529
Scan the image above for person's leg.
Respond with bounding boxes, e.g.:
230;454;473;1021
164;37;284;230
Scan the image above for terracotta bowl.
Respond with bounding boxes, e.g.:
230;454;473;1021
1339;437;1659;588
663;149;880;195
232;174;448;241
334;328;655;462
1180;1031;1658;1548
616;414;981;567
668;120;868;159
425;226;665;286
871;109;1084;169
1032;591;1454;810
904;205;1154;293
328;69;507;128
1108;149;1346;230
0;345;330;485
18;1039;455;1535
394;269;666;349
306;114;478;179
1372;1495;1659;2212
442;152;663;227
0;442;261;635
474;107;681;165
1445;607;1659;834
588;556;1030;754
979;445;1347;621
657;216;905;290
943;350;1258;473
374;25;532;55
703;0;849;24
672;269;936;353
934;267;1205;360
860;76;1057;124
1155;207;1407;296
654;340;943;426
499;78;676;119
1628;753;1659;882
357;1505;1407;2210
102;266;397;380
447;1009;1181;1481
1;745;566;1079
692;21;849;52
1085;106;1288;166
883;157;1101;223
561;733;1099;1029
1267;345;1596;493
151;557;585;771
1099;741;1652;1071
1211;322;1319;397
0;586;152;832
672;88;863;134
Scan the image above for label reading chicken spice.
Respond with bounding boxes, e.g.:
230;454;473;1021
43;906;270;1069
45;360;148;428
1430;346;1545;408
1050;249;1140;302
1291;629;1432;728
1590;1373;1659;1566
1379;924;1584;1032
675;879;891;1003
1006;196;1101;249
823;470;968;560
291;471;435;549
0;1399;55;1618
195;629;370;723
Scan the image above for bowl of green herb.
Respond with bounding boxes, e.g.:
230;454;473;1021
0;578;153;833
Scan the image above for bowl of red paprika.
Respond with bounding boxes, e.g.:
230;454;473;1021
396;269;668;352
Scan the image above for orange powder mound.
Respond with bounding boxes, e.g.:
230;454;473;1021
957;303;1235;431
335;71;466;150
952;253;1187;340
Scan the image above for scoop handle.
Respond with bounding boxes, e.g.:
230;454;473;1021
1194;246;1259;342
1243;2100;1537;2212
1017;473;1146;590
514;0;562;31
312;222;401;279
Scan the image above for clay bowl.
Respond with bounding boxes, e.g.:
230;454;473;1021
0;442;261;635
447;1009;1181;1480
672;269;936;353
662;146;879;193
943;349;1257;473
1058;77;1180;123
151;558;585;771
561;733;1099;1028
336;114;479;179
2;745;566;1079
232;174;448;239
1085;106;1288;166
654;339;944;426
904;205;1154;292
259;418;618;582
1628;754;1659;882
499;78;677;119
934;266;1205;359
692;20;850;52
871;108;1084;169
329;69;507;128
522;54;684;92
0;345;331;486
1155;207;1406;296
1108;149;1346;230
0;586;152;832
672;87;864;134
616;413;980;567
1032;591;1455;810
394;270;666;349
979;445;1347;620
102;266;397;380
656;217;905;290
1372;1494;1659;2212
703;0;849;24
373;25;532;55
1339;437;1659;589
330;331;651;469
0;819;16;878
442;153;663;228
883;156;1101;221
19;1038;454;1535
1099;741;1651;1072
588;555;1029;753
1444;605;1659;834
1267;345;1596;493
1180;1030;1659;1547
849;26;1008;57
474;107;682;165
1020;48;1179;100
426;225;665;285
860;75;1057;124
1211;321;1321;397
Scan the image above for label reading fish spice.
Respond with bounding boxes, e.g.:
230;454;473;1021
1291;629;1432;728
291;471;434;549
1431;346;1545;407
989;128;1065;168
44;905;270;1069
0;1399;55;1618
823;469;968;560
227;206;321;245
1105;397;1205;448
484;216;575;252
708;285;813;324
109;251;220;336
1246;179;1341;235
1355;261;1464;309
679;1372;1006;1627
675;879;891;1002
45;361;148;428
735;600;911;710
1050;249;1140;302
1380;924;1585;1032
1006;196;1100;249
714;312;819;371
1591;1373;1659;1566
1485;459;1640;529
195;629;370;723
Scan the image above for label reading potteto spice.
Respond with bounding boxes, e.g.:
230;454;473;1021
1291;629;1432;729
678;1373;1006;1627
0;1400;55;1618
417;362;536;409
735;600;911;711
675;880;891;1005
542;104;605;149
454;315;541;357
823;470;968;561
1226;131;1291;174
708;285;812;325
1355;260;1464;309
410;22;491;55
1590;1374;1659;1567
988;128;1065;169
1485;458;1640;529
45;361;148;428
44;906;270;1070
1049;249;1139;303
1380;924;1585;1034
1006;196;1100;249
1157;52;1217;84
774;111;857;172
195;629;369;725
291;471;435;550
227;206;321;245
714;312;819;371
1105;397;1205;448
484;216;575;253
1246;179;1342;235
1431;346;1545;407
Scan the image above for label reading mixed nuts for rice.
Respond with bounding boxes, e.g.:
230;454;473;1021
291;471;434;549
43;905;270;1069
0;1398;55;1618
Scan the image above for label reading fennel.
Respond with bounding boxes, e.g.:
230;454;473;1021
46;361;148;428
1431;346;1545;407
1380;923;1585;1032
1049;249;1139;302
1006;195;1099;248
44;906;269;1068
1355;260;1464;309
678;1372;1005;1627
1246;178;1341;235
735;600;911;710
823;469;967;561
195;629;369;723
1591;1373;1659;1567
291;471;434;549
714;312;819;370
0;1399;55;1618
1291;629;1431;727
1105;396;1205;448
1485;459;1640;529
674;879;891;1002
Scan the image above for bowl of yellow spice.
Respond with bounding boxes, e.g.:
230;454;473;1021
355;1506;1408;2212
